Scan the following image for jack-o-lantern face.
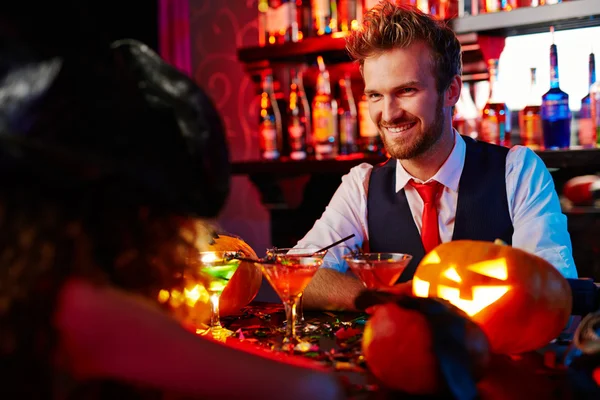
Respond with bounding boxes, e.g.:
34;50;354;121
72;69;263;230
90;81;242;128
412;240;572;355
413;253;511;317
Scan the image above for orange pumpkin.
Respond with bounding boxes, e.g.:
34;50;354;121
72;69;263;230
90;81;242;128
159;233;262;328
412;240;572;355
362;298;490;395
206;234;262;316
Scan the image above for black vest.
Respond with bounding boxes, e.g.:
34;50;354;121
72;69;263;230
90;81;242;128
367;136;513;282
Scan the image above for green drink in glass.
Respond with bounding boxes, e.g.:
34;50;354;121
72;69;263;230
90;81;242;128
194;251;242;338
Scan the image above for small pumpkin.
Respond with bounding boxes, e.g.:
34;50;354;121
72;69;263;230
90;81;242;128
412;240;572;355
159;231;262;328
206;234;262;316
362;296;490;395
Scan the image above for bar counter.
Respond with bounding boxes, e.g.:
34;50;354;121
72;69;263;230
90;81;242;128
220;302;600;399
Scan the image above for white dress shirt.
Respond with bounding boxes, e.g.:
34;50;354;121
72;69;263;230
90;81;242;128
297;130;578;278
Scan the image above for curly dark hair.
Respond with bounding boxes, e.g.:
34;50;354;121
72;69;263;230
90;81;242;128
0;3;228;396
0;171;203;397
346;1;462;92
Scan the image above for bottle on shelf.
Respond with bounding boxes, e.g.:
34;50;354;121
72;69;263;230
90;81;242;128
297;66;313;156
338;75;358;155
363;0;382;14
312;56;338;159
516;0;541;7
429;0;459;20
266;0;297;45
591;75;600;148
453;82;480;139
579;51;596;148
541;26;571;150
330;0;339;35
273;77;289;155
396;1;430;13
518;67;543;150
258;0;269;46
311;0;334;36
291;0;302;42
299;0;313;39
481;58;511;147
483;0;517;12
453;92;466;136
358;93;384;155
483;0;501;12
288;68;310;160
337;0;359;32
468;0;479;15
259;73;283;160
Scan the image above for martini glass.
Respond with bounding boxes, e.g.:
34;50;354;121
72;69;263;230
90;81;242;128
193;251;242;339
266;247;327;332
257;248;327;351
343;252;413;289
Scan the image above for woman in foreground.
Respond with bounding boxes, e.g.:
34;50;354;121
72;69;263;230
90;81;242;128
0;3;344;398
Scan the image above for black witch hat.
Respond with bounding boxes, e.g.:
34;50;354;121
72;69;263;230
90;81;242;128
0;3;230;217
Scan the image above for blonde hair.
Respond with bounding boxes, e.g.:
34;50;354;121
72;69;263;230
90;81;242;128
346;1;462;92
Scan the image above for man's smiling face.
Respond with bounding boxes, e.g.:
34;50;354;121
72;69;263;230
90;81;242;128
362;41;448;160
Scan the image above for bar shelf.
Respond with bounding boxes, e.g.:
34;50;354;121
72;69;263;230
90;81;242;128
452;0;600;36
237;1;600;82
232;148;600;177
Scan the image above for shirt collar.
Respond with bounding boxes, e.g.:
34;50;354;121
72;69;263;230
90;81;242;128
395;130;466;193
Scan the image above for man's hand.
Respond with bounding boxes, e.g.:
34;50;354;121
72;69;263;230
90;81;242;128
385;280;413;296
365;280;413;315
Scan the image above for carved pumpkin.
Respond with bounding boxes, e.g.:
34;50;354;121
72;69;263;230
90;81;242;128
412;240;572;355
362;297;490;395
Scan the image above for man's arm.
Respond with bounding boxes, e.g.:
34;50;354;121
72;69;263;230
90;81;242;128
295;164;373;310
302;268;365;311
507;147;577;278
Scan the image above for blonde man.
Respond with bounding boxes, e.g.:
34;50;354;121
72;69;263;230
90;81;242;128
299;1;576;311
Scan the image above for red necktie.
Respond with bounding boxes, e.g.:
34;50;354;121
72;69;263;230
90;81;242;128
408;179;444;254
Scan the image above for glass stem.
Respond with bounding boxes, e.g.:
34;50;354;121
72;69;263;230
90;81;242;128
283;297;305;327
297;294;305;323
209;292;222;329
284;298;298;343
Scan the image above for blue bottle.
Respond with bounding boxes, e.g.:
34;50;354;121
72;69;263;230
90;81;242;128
579;52;596;147
541;27;571;150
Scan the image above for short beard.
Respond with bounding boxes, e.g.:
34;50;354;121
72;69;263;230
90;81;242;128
381;95;445;160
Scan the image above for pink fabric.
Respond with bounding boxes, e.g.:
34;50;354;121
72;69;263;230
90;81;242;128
159;0;192;76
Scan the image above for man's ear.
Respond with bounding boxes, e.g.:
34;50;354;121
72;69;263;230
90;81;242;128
444;75;462;107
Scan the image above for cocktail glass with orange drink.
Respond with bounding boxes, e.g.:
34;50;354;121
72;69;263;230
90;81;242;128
344;252;413;289
266;247;327;332
257;248;327;351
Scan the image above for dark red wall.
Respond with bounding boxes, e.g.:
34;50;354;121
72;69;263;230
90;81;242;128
189;0;272;258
